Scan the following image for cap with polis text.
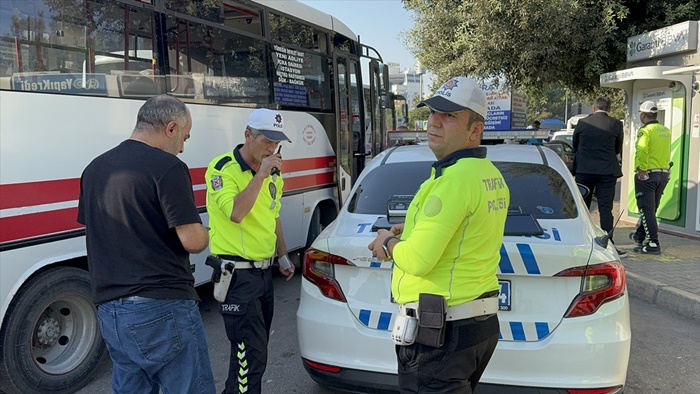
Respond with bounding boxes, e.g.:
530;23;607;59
639;101;658;114
417;76;487;118
247;108;291;142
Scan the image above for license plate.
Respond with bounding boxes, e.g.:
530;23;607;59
499;280;511;311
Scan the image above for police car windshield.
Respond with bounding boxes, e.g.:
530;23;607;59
347;162;578;220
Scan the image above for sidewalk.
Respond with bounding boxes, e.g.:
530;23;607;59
612;220;700;321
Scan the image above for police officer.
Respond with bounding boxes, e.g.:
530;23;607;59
630;101;671;254
205;108;295;394
369;76;509;393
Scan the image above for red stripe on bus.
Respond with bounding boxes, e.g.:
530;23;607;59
283;172;335;191
189;156;336;184
0;173;336;244
190;167;207;185
193;172;335;207
0;157;336;210
282;156;336;173
194;189;206;207
0;208;81;243
0;179;80;210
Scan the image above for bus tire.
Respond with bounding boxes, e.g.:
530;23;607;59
0;267;106;394
306;206;324;249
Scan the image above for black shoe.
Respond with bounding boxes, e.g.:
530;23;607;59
615;248;628;258
628;232;644;248
633;242;661;255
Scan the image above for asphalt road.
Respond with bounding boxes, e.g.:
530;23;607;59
76;272;700;394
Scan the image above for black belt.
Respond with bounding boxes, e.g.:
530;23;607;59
218;254;255;263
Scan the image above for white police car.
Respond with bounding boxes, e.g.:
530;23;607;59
297;144;630;394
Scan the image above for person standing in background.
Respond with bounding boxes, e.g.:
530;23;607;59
571;96;625;256
630;101;672;254
77;95;215;393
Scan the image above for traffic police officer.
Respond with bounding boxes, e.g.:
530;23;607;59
630;100;672;254
369;76;510;393
205;108;295;394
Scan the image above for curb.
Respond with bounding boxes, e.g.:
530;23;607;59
625;271;700;321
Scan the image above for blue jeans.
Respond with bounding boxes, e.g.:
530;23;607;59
97;297;216;394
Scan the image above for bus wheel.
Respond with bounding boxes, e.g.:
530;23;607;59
306;207;324;249
0;267;107;394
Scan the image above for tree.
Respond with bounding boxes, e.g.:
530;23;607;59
402;0;700;97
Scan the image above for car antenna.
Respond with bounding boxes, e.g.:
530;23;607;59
595;209;625;249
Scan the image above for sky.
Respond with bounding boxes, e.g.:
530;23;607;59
297;0;418;71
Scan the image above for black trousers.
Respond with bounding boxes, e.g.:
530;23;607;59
575;173;617;237
396;314;499;393
220;268;274;394
633;172;670;243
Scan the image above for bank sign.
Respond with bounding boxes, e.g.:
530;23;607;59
12;73;108;95
627;21;698;62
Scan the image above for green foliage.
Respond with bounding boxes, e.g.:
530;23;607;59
403;0;700;96
408;106;431;128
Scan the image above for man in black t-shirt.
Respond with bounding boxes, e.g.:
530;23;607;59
77;95;215;393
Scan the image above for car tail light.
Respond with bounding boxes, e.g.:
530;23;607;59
555;262;626;318
302;248;355;303
567;386;623;394
303;359;341;373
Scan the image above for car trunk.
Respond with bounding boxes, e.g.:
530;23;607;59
326;216;590;342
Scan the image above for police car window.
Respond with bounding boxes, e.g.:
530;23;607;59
347;162;432;214
496;162;577;219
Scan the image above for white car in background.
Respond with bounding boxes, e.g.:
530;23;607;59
551;129;574;145
297;144;630;394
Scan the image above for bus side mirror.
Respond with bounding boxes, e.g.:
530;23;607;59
402;103;408;119
384;91;395;109
380;63;391;108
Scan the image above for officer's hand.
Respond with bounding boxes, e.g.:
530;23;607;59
368;229;392;261
637;169;649;181
259;153;282;177
390;223;404;236
279;264;294;281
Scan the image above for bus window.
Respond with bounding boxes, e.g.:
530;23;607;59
222;3;262;37
164;15;270;104
0;0;156;97
164;0;223;24
269;13;331;110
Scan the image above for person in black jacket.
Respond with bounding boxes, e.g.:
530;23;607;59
572;96;625;256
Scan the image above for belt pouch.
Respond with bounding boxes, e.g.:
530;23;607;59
206;255;223;283
206;255;235;302
415;293;446;348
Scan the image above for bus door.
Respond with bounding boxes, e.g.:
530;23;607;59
365;59;384;159
335;55;359;206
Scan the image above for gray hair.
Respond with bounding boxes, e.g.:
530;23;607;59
134;95;189;131
246;126;262;138
593;96;611;111
467;109;485;128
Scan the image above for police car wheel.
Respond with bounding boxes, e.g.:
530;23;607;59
0;267;107;394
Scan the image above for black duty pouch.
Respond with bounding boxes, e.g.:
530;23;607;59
205;255;223;283
415;293;447;348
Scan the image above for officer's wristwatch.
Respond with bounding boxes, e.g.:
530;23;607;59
382;236;398;259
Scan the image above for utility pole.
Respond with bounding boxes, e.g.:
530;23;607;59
416;61;425;129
